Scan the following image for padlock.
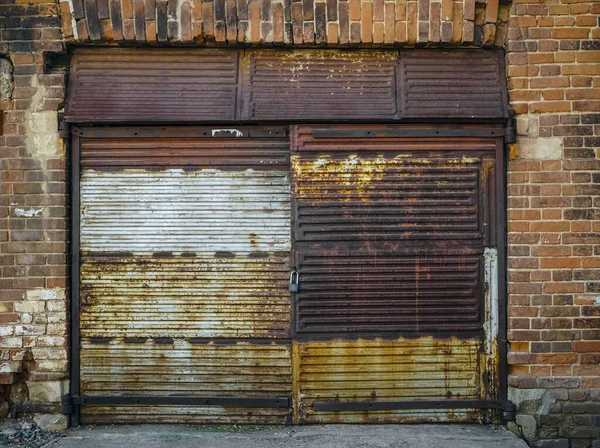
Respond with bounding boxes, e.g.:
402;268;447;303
289;270;299;293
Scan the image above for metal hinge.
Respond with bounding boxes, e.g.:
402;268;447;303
504;117;517;144
61;395;73;414
58;112;70;139
503;400;517;421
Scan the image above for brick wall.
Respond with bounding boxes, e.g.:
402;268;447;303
58;0;508;46
505;0;600;444
0;0;69;424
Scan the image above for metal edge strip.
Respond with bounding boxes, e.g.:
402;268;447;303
313;399;516;412
71;396;292;408
312;128;504;139
69;132;81;426
71;126;289;139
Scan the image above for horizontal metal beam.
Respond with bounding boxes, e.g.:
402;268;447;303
71;126;289;139
312;128;503;139
69;395;291;408
313;399;516;412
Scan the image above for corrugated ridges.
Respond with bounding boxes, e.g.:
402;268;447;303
80;341;291;424
80;137;289;170
399;50;508;119
243;51;398;120
296;250;481;333
80;170;291;253
80;255;290;338
296;338;481;423
293;154;482;242
65;49;239;122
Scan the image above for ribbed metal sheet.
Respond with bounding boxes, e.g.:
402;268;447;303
80;170;291;254
291;125;497;335
65;49;239;123
295;248;482;333
81;406;290;424
79;134;289;170
80;340;291;424
293;154;484;242
295;338;482;423
241;50;399;121
65;49;509;123
79;133;292;422
398;50;509;119
80;254;290;338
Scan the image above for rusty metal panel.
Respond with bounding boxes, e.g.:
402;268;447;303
80;167;291;338
294;338;482;423
240;50;399;121
79;131;292;423
80;254;290;338
78;131;289;170
65;49;509;124
291;125;498;334
292;150;487;243
295;248;482;333
80;340;291;424
289;125;501;423
65;49;239;123
398;49;509;120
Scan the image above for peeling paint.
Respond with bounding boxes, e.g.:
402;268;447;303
211;129;244;137
14;207;43;217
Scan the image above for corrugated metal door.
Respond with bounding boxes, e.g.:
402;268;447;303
290;125;502;423
78;127;292;423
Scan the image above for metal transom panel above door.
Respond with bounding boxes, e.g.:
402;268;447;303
76;127;293;424
72;125;505;425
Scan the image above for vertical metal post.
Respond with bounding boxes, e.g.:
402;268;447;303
69;132;81;426
496;137;508;413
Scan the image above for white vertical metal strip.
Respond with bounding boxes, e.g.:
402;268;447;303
484;247;499;371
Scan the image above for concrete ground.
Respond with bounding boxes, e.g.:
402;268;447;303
44;424;530;448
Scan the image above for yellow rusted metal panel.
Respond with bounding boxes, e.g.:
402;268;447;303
79;162;292;422
80;340;292;424
294;337;484;423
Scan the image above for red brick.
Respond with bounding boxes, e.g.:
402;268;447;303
573;341;600;352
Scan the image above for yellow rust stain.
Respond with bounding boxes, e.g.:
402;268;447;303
293;336;483;424
80;253;291;339
293;154;388;201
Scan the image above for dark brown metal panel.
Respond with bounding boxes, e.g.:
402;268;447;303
295;247;482;333
66;49;509;124
240;50;399;121
65;49;240;123
292;125;497;244
79;134;290;170
291;124;499;335
398;49;509;120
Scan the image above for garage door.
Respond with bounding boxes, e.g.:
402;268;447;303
290;125;503;423
76;127;293;423
66;48;509;425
